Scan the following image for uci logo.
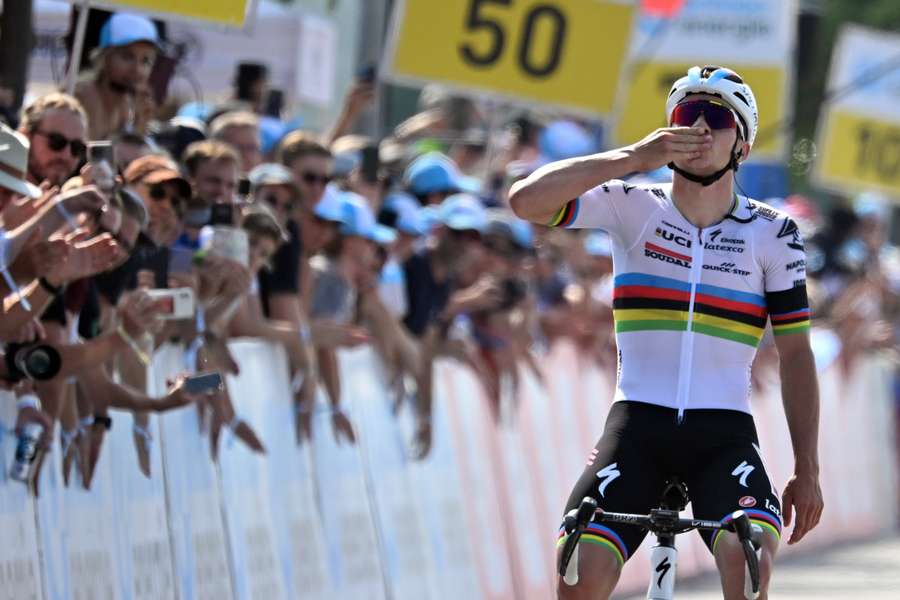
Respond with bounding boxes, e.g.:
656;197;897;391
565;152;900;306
655;227;692;248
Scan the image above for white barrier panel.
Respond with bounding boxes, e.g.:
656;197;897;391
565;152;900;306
154;345;236;600
0;391;43;600
340;348;441;600
309;353;387;600
0;335;897;600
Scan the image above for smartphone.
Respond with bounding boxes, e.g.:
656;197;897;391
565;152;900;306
87;141;116;194
208;226;249;267
237;177;251;198
356;63;377;84
210;202;235;226
146;287;195;319
182;372;224;395
360;144;380;183
87;141;115;165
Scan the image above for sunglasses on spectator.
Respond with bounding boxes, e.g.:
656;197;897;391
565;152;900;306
670;99;738;131
263;194;293;213
34;130;87;158
148;183;187;216
300;171;331;186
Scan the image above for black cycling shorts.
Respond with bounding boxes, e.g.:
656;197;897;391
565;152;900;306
557;401;783;565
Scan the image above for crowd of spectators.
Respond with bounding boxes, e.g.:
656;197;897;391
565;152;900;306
1;11;898;492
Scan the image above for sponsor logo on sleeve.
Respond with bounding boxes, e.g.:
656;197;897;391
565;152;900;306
621;183;636;195
650;187;667;201
750;202;778;221
777;217;804;251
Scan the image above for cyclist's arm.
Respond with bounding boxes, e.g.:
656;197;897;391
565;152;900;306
509;126;709;225
772;330;819;476
509;149;640;224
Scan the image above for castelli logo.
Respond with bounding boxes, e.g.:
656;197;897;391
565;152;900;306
739;496;757;508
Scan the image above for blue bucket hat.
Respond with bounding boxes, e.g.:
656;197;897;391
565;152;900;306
404;152;480;196
439;193;488;233
339;192;397;244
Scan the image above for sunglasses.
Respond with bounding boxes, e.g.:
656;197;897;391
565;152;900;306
148;184;187;215
263;194;293;213
300;171;331;186
670;100;739;132
35;130;87;158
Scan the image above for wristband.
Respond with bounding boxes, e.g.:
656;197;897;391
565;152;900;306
15;394;41;411
93;415;113;431
39;277;63;297
78;416;94;432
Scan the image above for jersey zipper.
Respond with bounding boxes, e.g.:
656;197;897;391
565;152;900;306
675;227;705;423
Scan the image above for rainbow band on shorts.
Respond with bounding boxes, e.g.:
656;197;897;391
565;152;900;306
712;509;782;554
557;522;628;566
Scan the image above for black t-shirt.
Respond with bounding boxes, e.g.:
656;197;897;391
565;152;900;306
402;250;450;338
259;219;302;317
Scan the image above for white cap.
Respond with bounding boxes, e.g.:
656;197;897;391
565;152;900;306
0;123;41;198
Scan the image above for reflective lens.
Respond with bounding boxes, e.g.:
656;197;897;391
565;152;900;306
671;100;737;131
37;131;87;157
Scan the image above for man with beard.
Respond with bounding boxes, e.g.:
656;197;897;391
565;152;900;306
75;13;159;140
18;93;87;187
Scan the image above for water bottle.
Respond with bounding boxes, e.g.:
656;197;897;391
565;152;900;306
9;423;43;482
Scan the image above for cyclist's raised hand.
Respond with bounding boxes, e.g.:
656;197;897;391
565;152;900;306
627;127;713;172
781;471;824;544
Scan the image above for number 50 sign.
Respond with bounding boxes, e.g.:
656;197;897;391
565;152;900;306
383;0;636;116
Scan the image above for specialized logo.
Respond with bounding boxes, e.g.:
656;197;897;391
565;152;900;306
595;462;621;497
655;226;692;248
778;217;804;251
739;496;757;508
655;556;672;588
644;242;691;269
731;461;755;488
705;228;746;253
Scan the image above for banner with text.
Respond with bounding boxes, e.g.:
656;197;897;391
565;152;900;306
814;25;900;200
383;0;636;117
614;0;796;159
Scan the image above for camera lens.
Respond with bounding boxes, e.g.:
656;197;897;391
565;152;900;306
11;344;62;381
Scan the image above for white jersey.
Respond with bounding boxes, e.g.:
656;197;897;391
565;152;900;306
549;180;810;417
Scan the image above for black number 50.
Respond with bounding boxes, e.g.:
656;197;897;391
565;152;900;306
459;0;568;78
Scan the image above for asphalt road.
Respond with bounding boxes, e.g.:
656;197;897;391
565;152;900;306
617;535;900;599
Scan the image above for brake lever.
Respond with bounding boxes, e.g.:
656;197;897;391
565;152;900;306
729;511;761;599
559;497;597;585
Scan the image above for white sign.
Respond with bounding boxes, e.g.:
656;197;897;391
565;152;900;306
296;14;337;108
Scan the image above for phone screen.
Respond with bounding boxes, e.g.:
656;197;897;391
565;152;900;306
87;141;115;165
183;372;223;395
361;145;380;183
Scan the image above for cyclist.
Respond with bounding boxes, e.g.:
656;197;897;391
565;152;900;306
510;66;823;599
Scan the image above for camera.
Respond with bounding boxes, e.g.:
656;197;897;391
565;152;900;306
3;343;62;382
146;287;196;320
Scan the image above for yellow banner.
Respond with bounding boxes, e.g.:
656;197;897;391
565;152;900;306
614;62;787;159
815;110;900;199
89;0;250;27
388;0;635;116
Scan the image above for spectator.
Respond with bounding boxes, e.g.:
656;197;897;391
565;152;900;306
112;131;153;173
18;93;88;187
75;13;160;139
404;152;480;206
209;111;262;175
277;131;332;204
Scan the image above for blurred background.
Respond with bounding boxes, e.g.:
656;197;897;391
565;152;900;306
0;1;898;599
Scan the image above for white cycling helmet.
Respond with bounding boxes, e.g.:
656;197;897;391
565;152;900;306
665;66;759;148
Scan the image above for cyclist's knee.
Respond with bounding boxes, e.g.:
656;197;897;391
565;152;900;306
714;532;778;599
556;543;622;600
